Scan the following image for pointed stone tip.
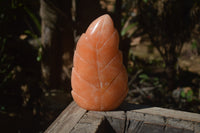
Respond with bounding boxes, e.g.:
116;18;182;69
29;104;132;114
102;14;113;23
85;14;115;41
87;14;113;29
102;14;110;19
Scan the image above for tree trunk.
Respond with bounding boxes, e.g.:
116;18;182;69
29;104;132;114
40;0;75;90
165;57;177;90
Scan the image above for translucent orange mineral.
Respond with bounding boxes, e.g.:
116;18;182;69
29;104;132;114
71;14;128;111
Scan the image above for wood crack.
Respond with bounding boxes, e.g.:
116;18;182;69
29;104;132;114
45;101;200;133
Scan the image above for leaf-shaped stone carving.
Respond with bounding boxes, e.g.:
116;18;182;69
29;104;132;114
71;14;128;111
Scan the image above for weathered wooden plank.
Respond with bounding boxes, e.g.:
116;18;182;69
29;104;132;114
92;111;126;133
45;101;200;133
126;106;200;133
129;107;200;132
139;123;165;133
166;117;194;131
125;119;194;133
104;111;126;133
195;123;200;133
127;111;165;125
125;119;144;133
70;111;115;133
165;126;193;133
133;107;200;123
45;101;87;133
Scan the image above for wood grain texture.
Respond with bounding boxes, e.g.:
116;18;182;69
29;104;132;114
45;102;86;133
89;111;126;133
70;111;115;133
133;107;200;122
127;107;200;132
45;101;200;133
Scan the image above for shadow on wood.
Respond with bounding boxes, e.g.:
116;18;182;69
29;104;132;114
118;102;150;111
45;101;200;133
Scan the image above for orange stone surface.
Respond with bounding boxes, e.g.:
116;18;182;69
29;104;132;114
71;14;128;111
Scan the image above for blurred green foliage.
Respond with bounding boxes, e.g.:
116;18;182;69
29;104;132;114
191;40;197;50
0;0;41;80
0;0;40;36
0;0;41;110
0;37;14;88
181;89;193;102
139;73;149;84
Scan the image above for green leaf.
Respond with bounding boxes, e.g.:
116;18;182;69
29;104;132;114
139;79;145;84
153;81;159;86
154;77;159;81
24;6;41;32
143;0;148;3
127;67;133;73
24;30;38;39
1;106;5;111
139;74;149;80
181;90;186;98
36;56;41;62
191;40;197;49
186;90;193;102
121;22;137;36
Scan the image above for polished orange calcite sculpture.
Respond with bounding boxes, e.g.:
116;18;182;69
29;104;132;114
71;14;128;111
